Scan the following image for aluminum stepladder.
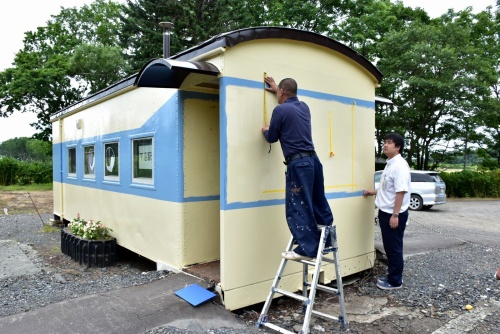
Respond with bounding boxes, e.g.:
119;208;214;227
256;225;348;333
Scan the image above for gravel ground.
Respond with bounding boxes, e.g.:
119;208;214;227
1;202;500;334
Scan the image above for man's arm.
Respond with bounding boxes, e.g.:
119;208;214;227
389;191;405;229
262;75;277;140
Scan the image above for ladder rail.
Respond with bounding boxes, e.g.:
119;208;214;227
256;235;295;328
300;226;328;332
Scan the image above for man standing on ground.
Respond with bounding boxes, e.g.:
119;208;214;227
261;76;333;261
364;133;411;290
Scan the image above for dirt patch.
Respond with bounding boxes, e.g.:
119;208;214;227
0;191;53;215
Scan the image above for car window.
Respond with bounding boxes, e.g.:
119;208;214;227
429;173;443;182
411;173;433;182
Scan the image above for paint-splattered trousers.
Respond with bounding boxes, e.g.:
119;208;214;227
286;155;333;257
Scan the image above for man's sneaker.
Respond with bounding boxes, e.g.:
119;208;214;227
376;280;402;290
281;251;313;261
377;276;388;285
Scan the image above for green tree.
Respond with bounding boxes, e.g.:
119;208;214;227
469;6;500;165
0;137;30;160
0;0;126;141
120;0;343;73
331;0;430;61
0;137;52;161
376;10;493;170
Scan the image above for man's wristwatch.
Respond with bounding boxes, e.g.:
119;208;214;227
392;213;399;218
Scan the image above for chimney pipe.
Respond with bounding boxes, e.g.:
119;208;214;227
159;22;174;58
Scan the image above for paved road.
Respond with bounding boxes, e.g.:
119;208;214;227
375;198;500;258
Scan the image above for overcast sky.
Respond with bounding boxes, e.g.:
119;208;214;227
0;0;497;143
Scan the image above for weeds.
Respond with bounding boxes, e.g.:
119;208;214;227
40;224;60;233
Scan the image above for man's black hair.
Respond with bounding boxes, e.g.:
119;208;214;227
384;133;404;154
279;78;297;96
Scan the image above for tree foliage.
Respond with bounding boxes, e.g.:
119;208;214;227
0;0;126;141
0;137;52;162
120;0;342;73
0;0;499;173
376;8;498;169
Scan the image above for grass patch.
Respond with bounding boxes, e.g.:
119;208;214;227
0;183;53;191
41;224;60;233
50;246;61;254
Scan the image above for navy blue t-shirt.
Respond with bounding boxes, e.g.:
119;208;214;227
263;96;315;158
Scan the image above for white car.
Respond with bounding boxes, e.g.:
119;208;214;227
374;170;447;211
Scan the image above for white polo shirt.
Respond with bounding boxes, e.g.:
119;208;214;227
375;154;411;214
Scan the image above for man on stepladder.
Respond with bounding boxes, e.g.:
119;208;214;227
261;75;333;261
364;133;411;290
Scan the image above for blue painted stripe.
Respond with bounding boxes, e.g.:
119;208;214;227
185;195;221;203
223;77;375;108
54;78;367;209
222;190;364;211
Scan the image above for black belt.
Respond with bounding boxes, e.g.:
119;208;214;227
284;151;316;165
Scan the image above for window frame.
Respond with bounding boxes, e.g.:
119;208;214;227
103;140;120;182
131;136;154;186
83;144;96;180
67;146;77;177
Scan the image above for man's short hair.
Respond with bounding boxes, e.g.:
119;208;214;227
384;133;404;153
278;78;297;96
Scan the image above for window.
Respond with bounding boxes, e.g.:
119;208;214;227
133;138;153;183
104;142;119;180
68;147;76;175
84;145;96;178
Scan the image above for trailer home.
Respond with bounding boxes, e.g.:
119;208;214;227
52;27;382;310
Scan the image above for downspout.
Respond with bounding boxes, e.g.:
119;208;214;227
59;119;64;222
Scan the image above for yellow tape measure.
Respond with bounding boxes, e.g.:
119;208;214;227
263;72;269;125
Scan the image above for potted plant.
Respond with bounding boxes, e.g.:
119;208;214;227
61;214;116;267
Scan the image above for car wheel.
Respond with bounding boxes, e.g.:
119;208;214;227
409;194;423;211
423;205;433;210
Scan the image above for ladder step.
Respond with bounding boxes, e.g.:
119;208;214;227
304;283;339;294
275;288;308;302
261;322;295;334
311;309;341;322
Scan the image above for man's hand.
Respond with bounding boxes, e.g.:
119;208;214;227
264;76;278;94
262;125;269;135
389;215;399;229
363;189;377;197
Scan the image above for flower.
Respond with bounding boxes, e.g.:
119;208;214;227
67;214;113;240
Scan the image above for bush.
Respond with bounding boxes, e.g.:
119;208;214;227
440;169;500;198
0;157;20;186
0;157;52;186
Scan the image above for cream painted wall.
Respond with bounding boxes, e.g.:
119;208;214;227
223;39;377;99
57;184;184;267
183;98;220;197
183;98;221;265
183;201;220;265
54;87;176;143
217;38;377;309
